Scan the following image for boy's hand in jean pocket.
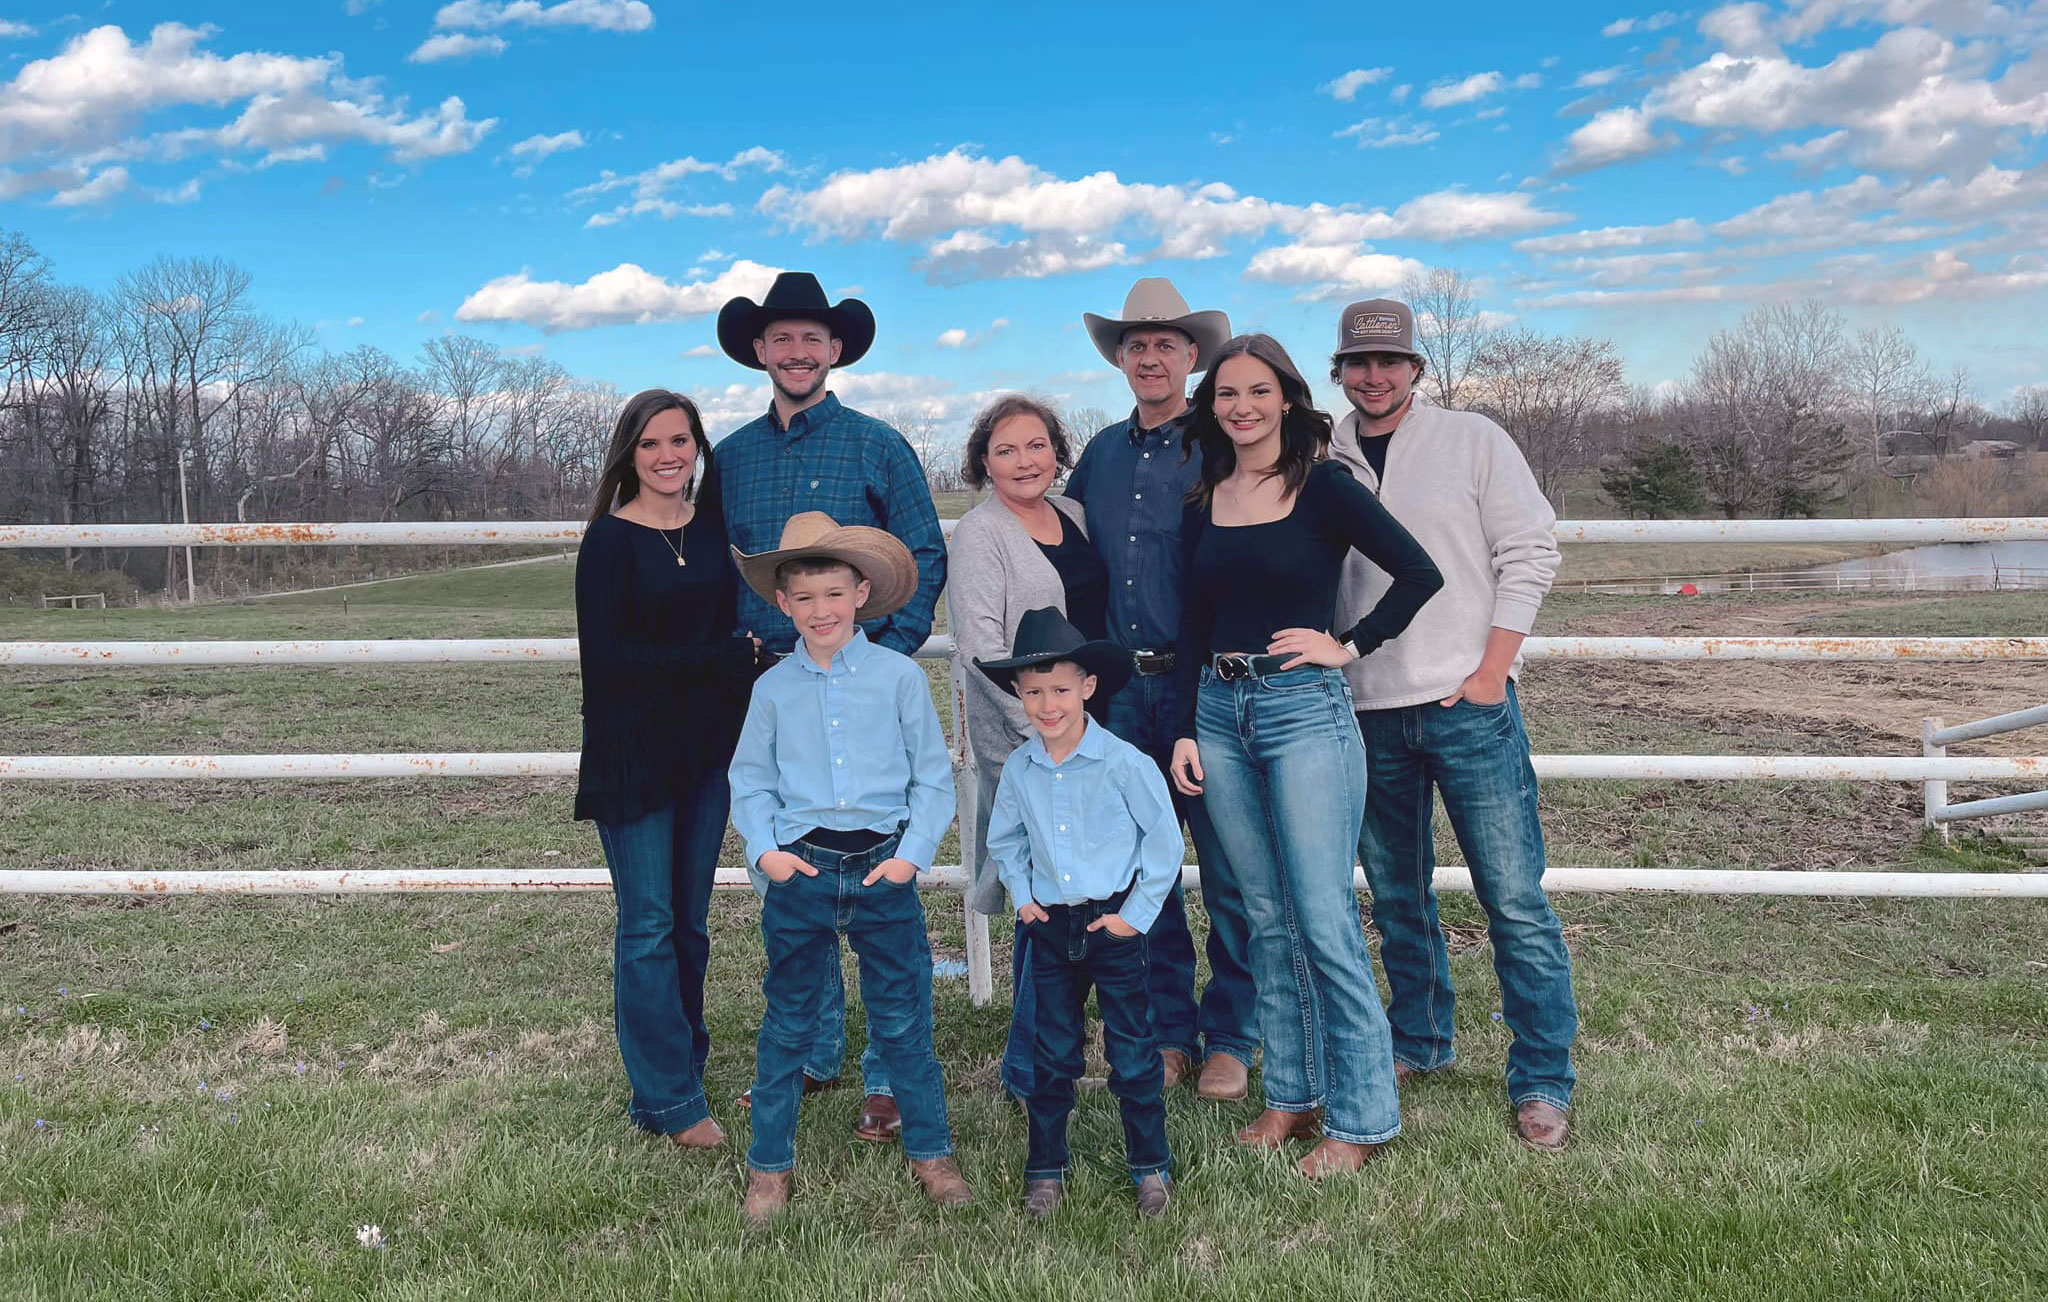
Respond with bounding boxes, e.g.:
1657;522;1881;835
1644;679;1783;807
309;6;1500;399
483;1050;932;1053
757;850;815;884
1016;902;1049;925
1086;913;1140;938
862;857;920;887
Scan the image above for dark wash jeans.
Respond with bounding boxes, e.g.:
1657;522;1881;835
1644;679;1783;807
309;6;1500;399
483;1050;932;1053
748;833;953;1172
1002;670;1258;1079
593;769;730;1134
1356;682;1578;1111
1022;893;1170;1184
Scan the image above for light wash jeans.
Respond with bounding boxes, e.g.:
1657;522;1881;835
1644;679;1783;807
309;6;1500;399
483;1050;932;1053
1356;681;1578;1111
1195;664;1401;1147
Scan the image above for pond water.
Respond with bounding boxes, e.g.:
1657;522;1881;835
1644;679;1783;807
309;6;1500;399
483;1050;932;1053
1801;541;2048;583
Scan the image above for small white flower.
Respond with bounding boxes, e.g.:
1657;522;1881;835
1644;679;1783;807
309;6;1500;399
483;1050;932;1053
355;1224;386;1250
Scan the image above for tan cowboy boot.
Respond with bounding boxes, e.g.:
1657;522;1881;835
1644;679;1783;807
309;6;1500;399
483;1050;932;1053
1022;1178;1063;1219
1299;1137;1386;1180
742;1168;792;1226
909;1156;974;1207
1235;1107;1321;1149
1196;1053;1249;1101
1160;1048;1194;1089
669;1116;725;1150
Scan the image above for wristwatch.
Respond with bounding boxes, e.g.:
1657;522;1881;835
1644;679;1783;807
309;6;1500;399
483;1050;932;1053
1339;636;1360;660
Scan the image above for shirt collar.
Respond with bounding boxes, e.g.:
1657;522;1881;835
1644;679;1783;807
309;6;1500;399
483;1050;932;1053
1125;405;1191;446
1024;716;1107;769
794;625;872;674
771;390;841;435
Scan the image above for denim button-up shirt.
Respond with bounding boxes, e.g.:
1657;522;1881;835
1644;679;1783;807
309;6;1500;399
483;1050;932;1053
1063;407;1201;653
715;392;948;656
985;719;1182;934
729;630;955;872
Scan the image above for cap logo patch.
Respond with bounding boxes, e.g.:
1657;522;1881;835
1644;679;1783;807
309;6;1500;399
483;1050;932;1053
1351;312;1401;338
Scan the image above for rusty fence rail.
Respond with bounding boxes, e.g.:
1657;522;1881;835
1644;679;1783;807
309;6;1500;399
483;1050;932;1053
1922;703;2048;829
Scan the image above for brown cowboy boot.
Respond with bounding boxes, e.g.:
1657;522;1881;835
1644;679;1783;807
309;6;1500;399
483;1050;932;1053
741;1168;792;1226
1299;1137;1387;1180
1515;1100;1570;1152
1135;1173;1172;1218
1235;1107;1321;1149
909;1156;974;1208
1022;1178;1063;1219
1160;1048;1194;1089
854;1093;902;1143
1196;1053;1249;1101
669;1116;725;1150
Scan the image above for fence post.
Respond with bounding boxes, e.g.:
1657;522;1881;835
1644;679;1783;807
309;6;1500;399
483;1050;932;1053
949;654;994;1008
1923;716;1949;841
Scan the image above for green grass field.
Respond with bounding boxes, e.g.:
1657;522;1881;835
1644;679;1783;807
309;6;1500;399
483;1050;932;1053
3;562;2046;1299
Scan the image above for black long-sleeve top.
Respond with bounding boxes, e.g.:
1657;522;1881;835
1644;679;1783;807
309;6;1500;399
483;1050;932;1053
573;484;766;825
1174;460;1443;737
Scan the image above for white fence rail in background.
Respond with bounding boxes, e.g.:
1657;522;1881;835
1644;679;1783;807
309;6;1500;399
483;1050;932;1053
1923;704;2048;829
7;515;2048;1008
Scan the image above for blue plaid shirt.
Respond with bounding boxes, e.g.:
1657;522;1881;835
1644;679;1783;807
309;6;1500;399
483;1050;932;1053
1063;407;1202;653
714;392;947;656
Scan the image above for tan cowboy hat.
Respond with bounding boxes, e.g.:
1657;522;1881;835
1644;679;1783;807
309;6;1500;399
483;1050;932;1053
1082;277;1231;370
731;512;919;620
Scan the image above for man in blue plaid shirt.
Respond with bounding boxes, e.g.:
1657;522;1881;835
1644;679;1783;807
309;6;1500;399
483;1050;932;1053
714;270;948;1145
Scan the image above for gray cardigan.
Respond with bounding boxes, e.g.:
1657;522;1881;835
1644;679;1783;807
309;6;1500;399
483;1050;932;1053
945;493;1089;915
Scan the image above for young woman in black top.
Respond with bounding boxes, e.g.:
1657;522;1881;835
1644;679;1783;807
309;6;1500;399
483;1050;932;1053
1167;334;1442;1180
576;389;769;1150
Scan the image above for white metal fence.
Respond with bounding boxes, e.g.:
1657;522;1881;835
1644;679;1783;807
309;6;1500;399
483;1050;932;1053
6;516;2048;1002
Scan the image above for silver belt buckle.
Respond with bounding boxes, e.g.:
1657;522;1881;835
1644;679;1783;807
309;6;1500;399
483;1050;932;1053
1214;653;1251;682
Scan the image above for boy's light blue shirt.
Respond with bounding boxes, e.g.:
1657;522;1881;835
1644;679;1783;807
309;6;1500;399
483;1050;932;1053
985;718;1182;934
729;628;955;873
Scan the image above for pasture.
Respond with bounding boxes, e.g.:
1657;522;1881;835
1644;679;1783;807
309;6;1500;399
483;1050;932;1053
2;559;2045;1299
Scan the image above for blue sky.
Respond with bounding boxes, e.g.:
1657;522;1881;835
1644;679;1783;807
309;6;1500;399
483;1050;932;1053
4;0;2046;434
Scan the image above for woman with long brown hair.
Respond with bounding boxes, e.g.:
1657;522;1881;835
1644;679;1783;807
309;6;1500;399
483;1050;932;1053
575;388;769;1150
1166;335;1442;1179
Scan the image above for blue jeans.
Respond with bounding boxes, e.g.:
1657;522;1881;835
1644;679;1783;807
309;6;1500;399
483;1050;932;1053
748;834;953;1171
593;771;729;1134
1197;665;1401;1147
1022;894;1169;1183
1356;682;1578;1111
1104;670;1260;1065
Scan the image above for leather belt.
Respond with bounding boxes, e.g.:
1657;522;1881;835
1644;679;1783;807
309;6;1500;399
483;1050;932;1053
1210;653;1294;682
1131;650;1177;676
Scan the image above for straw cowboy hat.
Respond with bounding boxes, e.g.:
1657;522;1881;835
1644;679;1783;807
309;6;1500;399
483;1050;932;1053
716;271;877;370
731;512;919;620
974;607;1134;700
1082;277;1231;370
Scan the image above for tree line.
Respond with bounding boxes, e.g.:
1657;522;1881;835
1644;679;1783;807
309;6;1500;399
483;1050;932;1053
1;231;2042;602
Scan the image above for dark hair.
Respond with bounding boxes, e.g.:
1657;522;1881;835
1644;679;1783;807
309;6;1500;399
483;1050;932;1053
960;393;1074;490
587;389;710;526
1184;334;1333;509
774;556;864;592
1329;350;1428;384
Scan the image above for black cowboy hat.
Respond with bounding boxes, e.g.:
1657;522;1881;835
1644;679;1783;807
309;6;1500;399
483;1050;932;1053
716;271;876;370
974;607;1134;700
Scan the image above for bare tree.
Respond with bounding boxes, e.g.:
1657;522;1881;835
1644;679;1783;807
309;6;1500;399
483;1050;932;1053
1680;300;1852;517
1920;364;1982;453
2009;385;2048;450
1470;328;1626;510
1399;265;1495;409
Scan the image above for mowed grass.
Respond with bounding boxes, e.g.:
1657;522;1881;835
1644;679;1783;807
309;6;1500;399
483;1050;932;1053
3;560;2047;1298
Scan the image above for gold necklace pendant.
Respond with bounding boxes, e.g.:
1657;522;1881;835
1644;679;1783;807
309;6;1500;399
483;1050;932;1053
656;524;686;567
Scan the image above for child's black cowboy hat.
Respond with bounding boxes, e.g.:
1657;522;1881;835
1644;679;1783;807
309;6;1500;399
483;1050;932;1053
716;271;876;370
974;607;1134;699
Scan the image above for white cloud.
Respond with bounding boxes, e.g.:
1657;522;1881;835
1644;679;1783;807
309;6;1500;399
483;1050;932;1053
571;145;783;226
1558;106;1671;170
1243;244;1428;300
0;20;36;37
49;166;132;207
1320;67;1392;101
346;316;365;327
1698;2;1781;55
1513;72;1544;90
408;32;508;61
1602;10;1684;36
1766;129;1850;166
508;129;584;170
759;149;1568;285
681;344;717;357
1421;71;1504;109
455;258;784;332
1390;83;1412;103
0;22;495;189
1516;218;1705;253
418;309;442;324
1574;65;1628;88
1335;117;1440;149
432;0;654;32
934;318;1010;349
1519;283;1736;308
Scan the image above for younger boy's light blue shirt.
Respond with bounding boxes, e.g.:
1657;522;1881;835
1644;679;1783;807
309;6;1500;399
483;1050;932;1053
729;629;955;872
985;718;1182;934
